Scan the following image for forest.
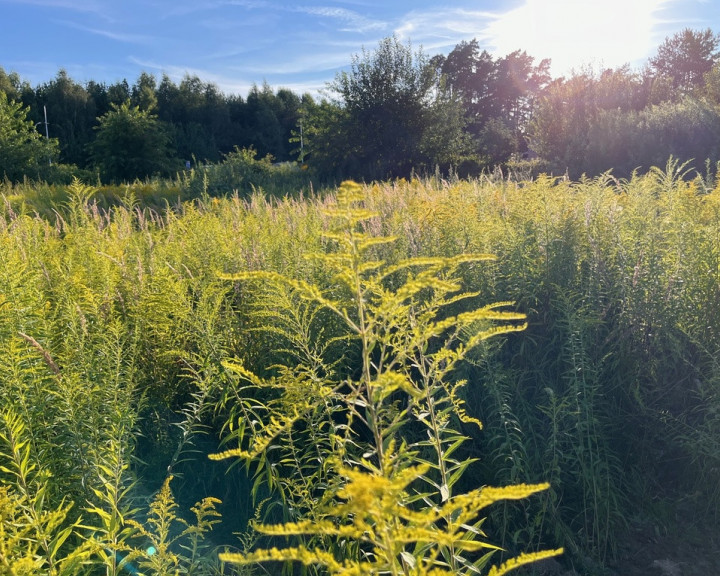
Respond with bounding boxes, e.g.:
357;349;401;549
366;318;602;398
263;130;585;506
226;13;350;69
2;28;720;185
1;26;720;576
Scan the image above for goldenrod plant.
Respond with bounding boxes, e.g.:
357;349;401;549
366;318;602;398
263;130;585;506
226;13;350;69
125;476;221;576
0;409;91;576
213;181;561;574
2;167;720;574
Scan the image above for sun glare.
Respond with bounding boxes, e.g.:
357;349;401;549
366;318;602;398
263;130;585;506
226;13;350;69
485;0;671;75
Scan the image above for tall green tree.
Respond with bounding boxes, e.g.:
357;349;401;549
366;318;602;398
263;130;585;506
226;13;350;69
529;65;659;176
156;74;181;123
335;35;435;179
649;28;720;94
310;35;470;180
0;92;58;181
438;39;498;126
0;67;28;102
85;80;111;119
155;74;234;163
529;73;601;176
434;41;550;167
493;50;551;139
35;70;96;167
295;96;353;177
107;79;131;106
131;72;158;112
530;64;720;178
243;83;286;159
90;101;176;182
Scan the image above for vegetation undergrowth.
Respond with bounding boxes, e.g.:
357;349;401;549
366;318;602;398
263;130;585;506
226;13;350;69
0;146;321;220
0;167;718;574
210;180;560;575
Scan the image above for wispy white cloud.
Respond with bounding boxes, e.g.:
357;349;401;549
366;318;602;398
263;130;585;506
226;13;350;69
236;50;351;75
393;8;496;53
58;20;155;44
389;1;684;74
396;8;496;39
201;44;259;61
6;0;701;101
163;0;268;18
295;6;388;33
198;15;270;32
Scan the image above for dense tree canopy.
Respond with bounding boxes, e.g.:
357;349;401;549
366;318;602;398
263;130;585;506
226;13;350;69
2;27;720;183
34;70;99;167
307;35;470;180
0;68;27;102
530;34;720;178
431;41;551;170
649;28;719;93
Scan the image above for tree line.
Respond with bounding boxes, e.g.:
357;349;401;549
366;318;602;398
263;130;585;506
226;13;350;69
1;28;719;184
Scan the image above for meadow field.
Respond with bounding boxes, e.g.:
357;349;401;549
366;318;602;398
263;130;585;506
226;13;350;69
1;165;719;575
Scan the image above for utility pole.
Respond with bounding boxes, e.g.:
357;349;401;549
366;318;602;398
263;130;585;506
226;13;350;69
299;116;304;163
42;105;49;140
38;105;51;165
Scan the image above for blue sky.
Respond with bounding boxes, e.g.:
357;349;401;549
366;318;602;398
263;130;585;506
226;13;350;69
1;0;719;97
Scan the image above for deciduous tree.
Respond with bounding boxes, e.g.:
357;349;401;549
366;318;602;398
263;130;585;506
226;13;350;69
313;35;470;180
131;72;158;112
0;92;58;181
649;27;719;93
90;101;176;182
436;41;550;166
0;67;27;102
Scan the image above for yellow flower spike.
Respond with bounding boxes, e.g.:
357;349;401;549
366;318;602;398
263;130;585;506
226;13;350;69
487;549;565;576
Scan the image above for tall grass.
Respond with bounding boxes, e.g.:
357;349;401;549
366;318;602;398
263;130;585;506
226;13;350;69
0;168;718;573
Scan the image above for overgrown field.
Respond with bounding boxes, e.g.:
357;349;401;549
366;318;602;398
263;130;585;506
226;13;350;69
1;165;719;575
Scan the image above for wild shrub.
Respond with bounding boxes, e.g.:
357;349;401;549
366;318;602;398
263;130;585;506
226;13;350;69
179;146;315;199
212;181;561;574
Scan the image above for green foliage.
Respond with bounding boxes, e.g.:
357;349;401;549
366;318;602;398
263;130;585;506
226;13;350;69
0;409;91;576
434;42;551;167
181;145;313;198
34;70;97;168
243;83;302;161
1;171;720;574
221;464;558;576
91;100;176;182
0;92;58;182
649;27;720;93
212;180;559;574
295;97;353;177
0;177;231;574
125;476;221;576
7;27;720;184
531;71;720;177
0;66;29;102
308;36;472;180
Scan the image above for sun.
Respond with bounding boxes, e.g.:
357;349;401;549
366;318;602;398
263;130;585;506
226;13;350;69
485;0;672;75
